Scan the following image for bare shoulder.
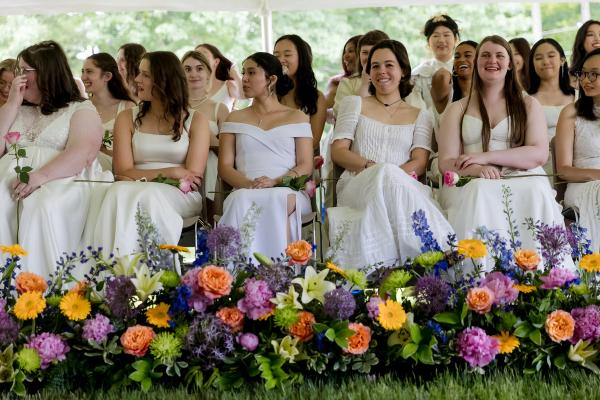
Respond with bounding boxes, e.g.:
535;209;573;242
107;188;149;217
285;108;310;123
224;108;252;123
559;102;577;120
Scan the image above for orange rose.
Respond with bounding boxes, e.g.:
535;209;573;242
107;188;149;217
545;310;575;343
346;322;371;355
466;287;494;314
286;240;312;265
15;272;47;294
289;311;315;342
515;249;541;272
120;325;156;357
68;280;89;296
197;265;232;300
216;307;244;333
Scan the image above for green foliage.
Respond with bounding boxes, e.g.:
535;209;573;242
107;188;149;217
313;320;355;349
128;359;163;393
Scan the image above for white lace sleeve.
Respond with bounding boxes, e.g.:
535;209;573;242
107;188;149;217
331;95;361;143
410;109;434;153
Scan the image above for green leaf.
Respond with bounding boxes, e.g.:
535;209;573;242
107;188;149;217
554;354;567;370
409;324;422;344
433;312;460;325
140;377;152;392
129;370;146;382
337;328;356;339
19;172;29;184
325;328;336;342
313;323;328;333
334;337;349;349
528;329;542;346
13;166;20;173
401;343;419;359
17;148;26;157
460;302;468;323
417;346;434;365
514;322;532;338
21;166;32;173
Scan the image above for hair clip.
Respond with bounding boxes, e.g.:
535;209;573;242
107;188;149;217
431;15;447;23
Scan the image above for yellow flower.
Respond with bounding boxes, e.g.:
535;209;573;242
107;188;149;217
494;331;520;354
258;309;275;321
59;292;91;321
14;291;46;320
457;239;487;258
325;261;347;278
513;284;537;294
146;303;171;328
580;254;600;273
0;244;28;257
377;299;407;331
158;244;190;253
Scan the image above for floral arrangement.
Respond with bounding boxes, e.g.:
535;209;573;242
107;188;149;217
0;187;598;395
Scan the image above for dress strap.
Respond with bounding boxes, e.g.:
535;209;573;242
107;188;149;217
213;102;220;121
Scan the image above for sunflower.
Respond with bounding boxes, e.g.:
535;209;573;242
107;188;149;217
158;244;190;253
493;331;520;354
59;292;91;321
0;244;28;257
377;299;407;331
580;254;600;273
146;303;171;328
325;261;347;278
457;239;487;258
14;291;46;320
513;284;537;293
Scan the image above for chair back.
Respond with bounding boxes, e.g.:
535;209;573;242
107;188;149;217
550;136;567;203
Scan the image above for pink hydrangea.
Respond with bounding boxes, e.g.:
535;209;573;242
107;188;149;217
571;305;600;344
26;332;70;369
540;268;579;289
237;278;274;320
456;327;499;368
481;272;518;305
82;314;114;343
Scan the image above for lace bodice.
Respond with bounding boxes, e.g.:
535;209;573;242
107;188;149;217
462;115;511;154
573;116;600;169
11;101;96;151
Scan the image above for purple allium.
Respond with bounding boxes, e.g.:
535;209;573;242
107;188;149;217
456;327;499;368
105;276;138;319
540;268;579;289
207;225;241;259
366;297;383;319
535;222;572;267
237;333;259;351
237;279;274;320
254;262;294;293
414;275;451;317
323;288;356;320
481;272;518;305
82;314;114;343
26;333;70;369
185;314;235;370
0;312;18;346
571;305;600;344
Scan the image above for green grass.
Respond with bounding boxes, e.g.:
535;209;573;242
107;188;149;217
8;369;600;400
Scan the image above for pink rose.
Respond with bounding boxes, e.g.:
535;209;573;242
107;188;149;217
443;171;460;187
4;131;21;145
313;155;324;170
179;177;193;193
305;179;316;198
408;171;418;180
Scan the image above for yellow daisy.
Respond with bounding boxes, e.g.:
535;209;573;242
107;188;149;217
493;331;520;354
513;284;537;294
14;291;46;320
158;244;190;253
580;254;600;273
146;303;171;328
0;244;28;257
377;299;407;331
325;261;347;278
457;239;487;259
258;309;275;321
59;292;91;321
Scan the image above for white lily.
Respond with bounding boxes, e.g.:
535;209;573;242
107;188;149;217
271;335;300;363
112;253;143;277
291;266;335;304
131;263;164;301
271;285;303;310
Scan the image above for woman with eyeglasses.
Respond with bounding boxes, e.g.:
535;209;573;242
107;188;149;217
555;48;600;254
0;40;106;277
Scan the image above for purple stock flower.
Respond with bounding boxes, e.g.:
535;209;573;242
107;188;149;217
237;279;274;320
26;333;70;369
415;275;451;317
185;314;235;370
206;225;241;259
540;268;579;289
323;288;356;320
82;314;114;343
481;272;518;305
366;297;383;319
571;305;600;344
0;312;18;346
237;333;259;351
105;276;138;319
456;327;499;368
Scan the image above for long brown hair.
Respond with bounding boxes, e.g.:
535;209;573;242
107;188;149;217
462;35;527;151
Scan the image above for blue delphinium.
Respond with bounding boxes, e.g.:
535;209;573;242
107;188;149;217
412;210;442;252
426;320;447;345
475;227;516;275
170;285;192;315
567;223;593;259
194;227;210;266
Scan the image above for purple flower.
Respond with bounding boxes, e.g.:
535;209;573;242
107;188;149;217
82;314;114;343
415;275;451;317
185;315;235;370
366;297;382;319
105;276;138;319
0;312;18;346
182;267;202;289
181;267;213;312
412;210;442;252
254;262;294;293
481;272;518;305
237;333;259;351
540;268;579;289
26;333;70;369
456;327;499;368
207;225;241;259
237;279;274;320
535;222;572;267
323;288;356;320
571;305;600;344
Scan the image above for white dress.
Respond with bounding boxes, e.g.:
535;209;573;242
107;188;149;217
565;115;600;252
327;96;455;270
217;122;312;261
0;101;108;277
542;105;566;176
211;83;234;112
92;107;202;257
97;100;129;172
193;103;219;201
411;58;453;112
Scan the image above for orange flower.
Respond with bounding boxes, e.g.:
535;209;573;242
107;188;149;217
545;310;575;343
289;311;315;342
513;284;537;294
286;240;312;265
466;287;494;314
514;249;541;272
197;265;232;300
120;325;156;357
68;280;89;296
216;307;245;333
15;272;47;294
346;322;371;355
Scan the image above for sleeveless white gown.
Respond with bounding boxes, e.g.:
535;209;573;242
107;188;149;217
191;102;219;202
211;84;234;112
97;100;129;172
217;121;312;261
327;96;454;270
542;105;565;176
564;115;600;252
0;101;108;277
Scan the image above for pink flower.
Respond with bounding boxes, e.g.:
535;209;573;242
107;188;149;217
3;131;21;145
313;155;324;170
457;327;499;368
179;176;194;193
305;179;316;198
237;333;259;351
408;171;418;180
481;272;518;306
540;268;579;289
443;171;460;186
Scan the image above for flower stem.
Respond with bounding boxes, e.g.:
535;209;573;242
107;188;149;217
16;199;21;244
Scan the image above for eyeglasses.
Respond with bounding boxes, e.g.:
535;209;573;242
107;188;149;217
16;67;36;75
574;70;599;83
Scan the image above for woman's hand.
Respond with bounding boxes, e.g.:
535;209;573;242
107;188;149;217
7;75;27;106
474;165;502;179
455;152;490;170
181;173;202;192
12;171;47;200
251;176;277;189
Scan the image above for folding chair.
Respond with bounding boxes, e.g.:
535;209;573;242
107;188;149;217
550;137;578;222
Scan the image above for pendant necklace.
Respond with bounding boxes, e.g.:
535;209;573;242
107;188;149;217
190;94;209;110
374;95;403;118
251;106;267;127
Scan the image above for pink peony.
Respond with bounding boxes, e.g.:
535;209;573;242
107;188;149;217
456;327;499;368
3;131;21;145
305;179;316;198
237;333;259;351
540;268;579;289
179;176;194;193
443;170;460;186
481;272;519;306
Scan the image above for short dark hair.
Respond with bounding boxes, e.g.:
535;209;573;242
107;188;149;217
527;38;574;97
423;14;460;39
196;43;233;81
356;30;389;75
119;43;146;86
366;39;414;99
244;52;294;98
575;48;600;121
87;53;134;103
